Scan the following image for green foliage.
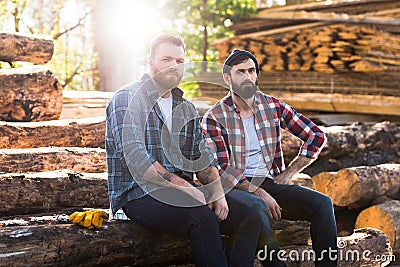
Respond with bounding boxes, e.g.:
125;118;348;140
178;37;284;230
0;0;97;91
161;0;257;96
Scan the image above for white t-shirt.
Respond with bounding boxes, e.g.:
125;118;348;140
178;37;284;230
242;116;272;178
157;94;173;134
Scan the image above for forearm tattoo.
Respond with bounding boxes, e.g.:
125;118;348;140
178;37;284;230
197;167;213;184
157;171;172;182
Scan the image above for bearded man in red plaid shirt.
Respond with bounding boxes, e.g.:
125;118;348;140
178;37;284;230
202;49;338;267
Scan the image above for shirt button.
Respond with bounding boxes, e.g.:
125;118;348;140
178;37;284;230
241;134;245;137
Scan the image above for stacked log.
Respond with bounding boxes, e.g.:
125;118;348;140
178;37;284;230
312;164;400;209
0;216;391;267
0;116;105;149
0;32;54;65
0;32;61;122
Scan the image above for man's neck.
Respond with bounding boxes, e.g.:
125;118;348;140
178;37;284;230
232;93;255;118
150;76;172;98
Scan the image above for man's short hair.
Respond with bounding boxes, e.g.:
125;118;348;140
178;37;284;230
149;33;186;58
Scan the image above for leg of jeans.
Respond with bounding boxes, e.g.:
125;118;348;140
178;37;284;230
262;180;338;267
219;189;262;267
123;188;228;267
225;189;287;267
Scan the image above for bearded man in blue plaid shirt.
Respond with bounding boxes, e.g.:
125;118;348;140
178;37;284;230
202;49;338;267
106;34;270;267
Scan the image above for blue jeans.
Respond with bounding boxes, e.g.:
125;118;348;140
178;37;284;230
242;178;338;267
123;188;262;267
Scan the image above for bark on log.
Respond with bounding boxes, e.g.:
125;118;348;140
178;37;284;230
0;217;392;267
355;200;400;249
313;164;400;209
0;32;54;64
0;116;105;149
0;218;192;267
0;147;106;173
0;66;62;122
279;228;393;267
282;121;400;164
0;171;108;216
273;219;311;246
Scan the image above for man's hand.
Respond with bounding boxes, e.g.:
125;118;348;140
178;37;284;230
253;188;282;220
208;197;229;221
273;172;292;185
179;185;207;205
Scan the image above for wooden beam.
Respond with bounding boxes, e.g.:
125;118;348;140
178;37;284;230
255;9;400;26
269;92;400;116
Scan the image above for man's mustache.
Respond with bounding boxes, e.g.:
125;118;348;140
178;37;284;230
241;80;256;87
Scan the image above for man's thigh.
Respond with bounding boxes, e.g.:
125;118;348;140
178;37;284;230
220;189;266;234
123;188;215;237
263;181;330;221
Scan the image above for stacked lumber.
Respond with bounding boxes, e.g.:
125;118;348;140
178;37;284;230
0;32;61;122
205;0;400;116
215;24;400;73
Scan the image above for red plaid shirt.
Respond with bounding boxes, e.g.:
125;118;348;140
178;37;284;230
201;91;326;186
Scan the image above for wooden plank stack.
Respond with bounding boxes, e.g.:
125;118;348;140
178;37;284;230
203;0;400;116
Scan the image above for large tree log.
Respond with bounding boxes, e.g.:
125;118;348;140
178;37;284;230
355;200;400;249
312;164;400;209
0;171;108;216
0;216;392;267
0;32;54;64
0;218;192;267
0;66;62;122
0;147;106;173
0;116;105;149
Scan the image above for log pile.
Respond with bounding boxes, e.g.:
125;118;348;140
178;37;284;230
201;0;400;116
1;11;399;266
0;32;62;122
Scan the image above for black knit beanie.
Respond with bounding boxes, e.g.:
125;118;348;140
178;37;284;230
222;49;260;75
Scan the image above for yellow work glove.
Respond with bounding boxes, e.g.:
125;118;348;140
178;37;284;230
69;210;108;229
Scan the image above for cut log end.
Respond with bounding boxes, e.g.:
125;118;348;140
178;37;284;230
355;200;400;249
325;169;361;207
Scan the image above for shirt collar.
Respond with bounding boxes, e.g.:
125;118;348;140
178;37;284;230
222;91;263;113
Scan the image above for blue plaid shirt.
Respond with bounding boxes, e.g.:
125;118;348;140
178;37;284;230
106;74;215;214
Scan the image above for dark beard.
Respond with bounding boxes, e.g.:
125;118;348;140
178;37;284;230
231;80;258;100
152;68;183;93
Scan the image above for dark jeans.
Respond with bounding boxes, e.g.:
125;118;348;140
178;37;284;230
123;188;262;267
255;178;338;267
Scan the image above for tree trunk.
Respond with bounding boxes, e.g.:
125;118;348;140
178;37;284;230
0;171;108;216
0;66;62;122
0;32;54;64
321;164;400;209
0;147;106;173
0;117;105;149
0;218;192;267
0;217;391;267
355;199;400;249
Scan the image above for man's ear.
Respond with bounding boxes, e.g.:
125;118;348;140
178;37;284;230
223;73;231;86
148;58;154;73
